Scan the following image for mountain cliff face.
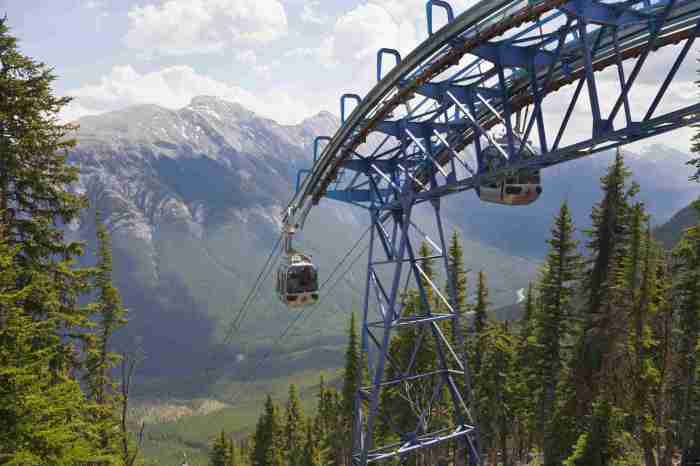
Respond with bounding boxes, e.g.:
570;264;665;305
67;97;360;378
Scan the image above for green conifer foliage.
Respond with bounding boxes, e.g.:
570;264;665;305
210;430;232;466
564;397;639;466
228;439;236;466
251;395;283;466
342;312;360;421
84;213;127;458
340;312;362;465
471;270;490;377
476;321;517;464
0;18;85;264
627;224;666;466
511;283;539;459
535;202;584;465
284;384;305;466
446;231;469;353
0;238;99;464
672;201;700;464
573;150;638;414
448;231;468;316
691;116;700;182
0;18;116;464
313;374;343;465
301;421;323;466
648;252;676;466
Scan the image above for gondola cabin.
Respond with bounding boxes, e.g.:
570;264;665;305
476;135;542;206
276;252;319;308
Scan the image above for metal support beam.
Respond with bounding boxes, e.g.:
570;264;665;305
352;194;479;465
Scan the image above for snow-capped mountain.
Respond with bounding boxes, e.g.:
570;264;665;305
67;96;362;377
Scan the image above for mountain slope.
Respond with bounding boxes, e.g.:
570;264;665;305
67;97;538;384
654;198;699;249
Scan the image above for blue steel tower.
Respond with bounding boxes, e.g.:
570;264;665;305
282;0;700;463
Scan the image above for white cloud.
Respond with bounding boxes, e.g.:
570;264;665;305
287;1;419;75
290;0;478;70
124;0;288;57
284;38;335;68
234;50;258;66
371;0;478;32
232;50;279;79
300;1;328;24
331;3;419;61
63;65;324;125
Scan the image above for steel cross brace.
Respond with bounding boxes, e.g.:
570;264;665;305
351;197;479;466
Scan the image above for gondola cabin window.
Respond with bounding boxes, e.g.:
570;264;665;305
286;264;318;294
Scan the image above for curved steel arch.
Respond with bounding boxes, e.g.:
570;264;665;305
284;0;700;464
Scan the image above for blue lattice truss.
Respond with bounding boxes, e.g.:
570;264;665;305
290;0;700;464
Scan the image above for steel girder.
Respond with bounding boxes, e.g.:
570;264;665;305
289;0;700;464
290;0;700;220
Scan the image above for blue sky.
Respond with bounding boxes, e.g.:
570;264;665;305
1;0;698;152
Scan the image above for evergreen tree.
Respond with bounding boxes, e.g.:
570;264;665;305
301;421;323;466
284;384;305;466
251;395;283;466
571;150;638;416
649;253;676;466
471;270;490;377
314;374;342;465
672;201;700;465
0;237;99;464
563;397;631;466
535;202;583;466
315;375;329;441
447;230;468;335
228;439;236;466
84;213;127;458
0;17;116;464
446;231;471;464
476;321;517;464
340;312;361;466
520;283;537;345
342;312;360;421
512;283;539;461
239;438;251;466
627;222;666;466
211;430;232;466
0;18;85;265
